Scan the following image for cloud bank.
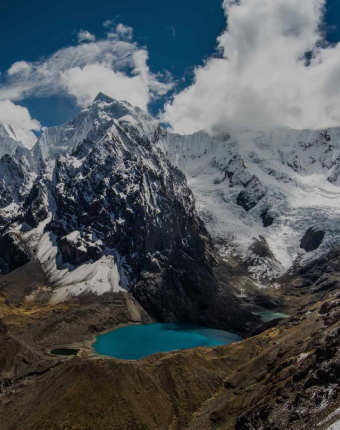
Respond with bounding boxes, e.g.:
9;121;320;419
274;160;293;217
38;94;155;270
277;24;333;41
164;0;340;135
0;100;40;131
1;23;173;112
8;61;33;76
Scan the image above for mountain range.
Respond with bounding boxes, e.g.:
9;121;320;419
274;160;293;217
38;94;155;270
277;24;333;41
2;93;340;293
1;93;340;430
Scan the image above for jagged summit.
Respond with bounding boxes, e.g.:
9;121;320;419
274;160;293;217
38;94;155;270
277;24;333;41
27;92;160;174
93;92;133;107
93;92;116;103
0;122;37;158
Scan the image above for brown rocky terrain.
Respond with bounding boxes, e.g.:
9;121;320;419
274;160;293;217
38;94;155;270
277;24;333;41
0;246;340;429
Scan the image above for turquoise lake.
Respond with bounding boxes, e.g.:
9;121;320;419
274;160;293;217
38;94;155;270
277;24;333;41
93;323;243;360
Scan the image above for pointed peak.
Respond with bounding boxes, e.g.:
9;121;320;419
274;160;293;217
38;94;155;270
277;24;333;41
93;93;135;108
93;92;115;103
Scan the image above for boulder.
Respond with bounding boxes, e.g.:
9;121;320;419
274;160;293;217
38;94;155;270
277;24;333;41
236;176;267;211
300;227;325;252
261;210;274;227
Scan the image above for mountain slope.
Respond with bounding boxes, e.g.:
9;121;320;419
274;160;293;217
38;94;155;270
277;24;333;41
1;94;340;430
1;93;339;320
1;269;340;430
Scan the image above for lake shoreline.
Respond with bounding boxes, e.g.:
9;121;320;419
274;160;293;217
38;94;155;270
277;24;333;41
47;308;289;361
47;319;152;361
92;322;243;361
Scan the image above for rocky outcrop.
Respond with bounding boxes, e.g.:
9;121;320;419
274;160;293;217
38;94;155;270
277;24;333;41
212;154;254;187
0;155;31;209
300;226;325;252
261;209;274;227
236;176;267;211
284;247;340;293
23;179;51;228
59;235;103;266
0;232;31;274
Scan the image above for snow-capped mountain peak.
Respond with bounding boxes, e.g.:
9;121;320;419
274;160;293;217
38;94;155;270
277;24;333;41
29;93;160;174
0;122;37;158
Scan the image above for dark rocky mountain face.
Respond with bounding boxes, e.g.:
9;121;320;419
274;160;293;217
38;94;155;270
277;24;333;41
0;94;257;332
0;155;32;210
0;232;31;274
261;209;274;227
47;129;221;324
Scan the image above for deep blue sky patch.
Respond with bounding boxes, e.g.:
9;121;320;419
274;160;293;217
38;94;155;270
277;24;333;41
0;0;340;127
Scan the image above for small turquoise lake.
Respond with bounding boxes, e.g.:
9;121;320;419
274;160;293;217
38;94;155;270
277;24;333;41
93;323;243;360
253;311;290;322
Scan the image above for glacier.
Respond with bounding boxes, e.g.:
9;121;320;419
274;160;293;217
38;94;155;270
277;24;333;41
157;127;340;283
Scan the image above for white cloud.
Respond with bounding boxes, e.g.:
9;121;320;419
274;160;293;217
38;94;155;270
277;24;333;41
8;61;33;76
116;23;133;40
132;50;174;96
60;64;150;109
0;100;40;131
59;49;173;110
77;29;96;43
163;0;340;135
1;24;173;111
103;19;114;29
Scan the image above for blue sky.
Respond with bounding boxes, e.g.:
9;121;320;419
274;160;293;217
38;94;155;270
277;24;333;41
0;0;340;132
326;0;340;43
0;0;225;127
